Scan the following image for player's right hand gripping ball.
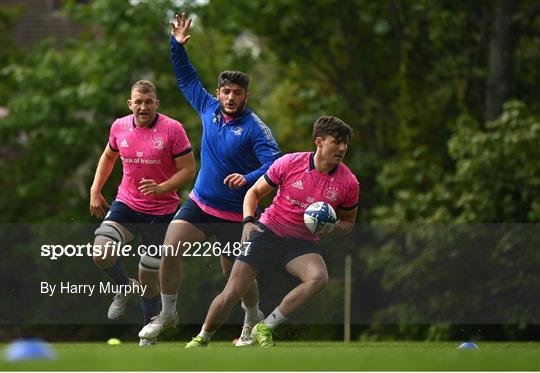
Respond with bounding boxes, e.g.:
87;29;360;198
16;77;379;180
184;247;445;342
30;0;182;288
303;202;337;234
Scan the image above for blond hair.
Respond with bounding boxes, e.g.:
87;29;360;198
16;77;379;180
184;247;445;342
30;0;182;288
131;80;156;96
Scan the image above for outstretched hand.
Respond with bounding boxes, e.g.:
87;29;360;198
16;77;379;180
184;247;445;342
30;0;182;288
170;12;192;45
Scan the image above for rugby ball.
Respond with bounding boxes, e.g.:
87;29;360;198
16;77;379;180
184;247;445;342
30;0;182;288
303;202;337;234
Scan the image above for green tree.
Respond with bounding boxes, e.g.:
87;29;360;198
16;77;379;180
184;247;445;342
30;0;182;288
0;3;24;102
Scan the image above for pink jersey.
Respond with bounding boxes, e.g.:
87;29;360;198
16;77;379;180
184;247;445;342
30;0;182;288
108;113;192;215
260;152;359;242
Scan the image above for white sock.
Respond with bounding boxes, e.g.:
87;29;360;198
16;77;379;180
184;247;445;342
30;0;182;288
263;306;287;329
242;301;262;325
198;327;215;342
161;293;177;317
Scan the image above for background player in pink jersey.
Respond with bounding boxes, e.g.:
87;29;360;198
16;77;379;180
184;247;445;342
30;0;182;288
89;80;196;346
185;116;359;347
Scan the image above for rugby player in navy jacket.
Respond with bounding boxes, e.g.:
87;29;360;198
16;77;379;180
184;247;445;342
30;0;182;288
138;12;281;346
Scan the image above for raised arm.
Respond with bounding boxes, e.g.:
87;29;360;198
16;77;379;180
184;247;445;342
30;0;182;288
169;12;216;115
171;13;192;45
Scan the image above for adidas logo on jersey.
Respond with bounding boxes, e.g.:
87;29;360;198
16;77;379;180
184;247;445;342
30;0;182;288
292;180;303;190
120;139;129;147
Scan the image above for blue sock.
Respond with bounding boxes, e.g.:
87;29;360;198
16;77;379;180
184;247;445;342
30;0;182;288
103;258;130;286
141;295;161;325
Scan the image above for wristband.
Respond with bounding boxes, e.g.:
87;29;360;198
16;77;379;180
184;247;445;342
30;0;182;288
242;216;257;225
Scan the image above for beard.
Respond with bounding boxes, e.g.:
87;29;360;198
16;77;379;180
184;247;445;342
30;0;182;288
219;99;247;117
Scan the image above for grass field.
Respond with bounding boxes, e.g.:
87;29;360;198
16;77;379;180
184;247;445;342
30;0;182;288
2;341;539;371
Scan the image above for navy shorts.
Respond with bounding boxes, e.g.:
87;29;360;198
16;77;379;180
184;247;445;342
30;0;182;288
173;197;242;260
104;201;176;255
236;223;322;270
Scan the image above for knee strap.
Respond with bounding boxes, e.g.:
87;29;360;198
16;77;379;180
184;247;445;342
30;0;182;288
94;223;124;244
139;254;161;272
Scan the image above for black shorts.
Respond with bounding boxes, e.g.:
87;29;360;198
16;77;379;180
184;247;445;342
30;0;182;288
173;197;242;260
236;223;322;270
104;200;175;252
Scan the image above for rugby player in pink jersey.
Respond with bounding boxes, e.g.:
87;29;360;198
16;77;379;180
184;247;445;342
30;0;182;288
89;80;195;346
185;116;359;347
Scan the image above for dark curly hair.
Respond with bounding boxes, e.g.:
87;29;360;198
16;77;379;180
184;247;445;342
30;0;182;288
312;116;353;143
218;71;249;90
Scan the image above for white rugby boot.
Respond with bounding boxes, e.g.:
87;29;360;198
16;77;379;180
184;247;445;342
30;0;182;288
235;310;265;347
107;278;139;320
138;312;179;339
139;338;157;347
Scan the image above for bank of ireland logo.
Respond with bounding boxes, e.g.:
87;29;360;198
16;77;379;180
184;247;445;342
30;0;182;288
153;137;164;150
306;196;315;204
232;127;243;136
136;151;143;158
325;187;338;202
